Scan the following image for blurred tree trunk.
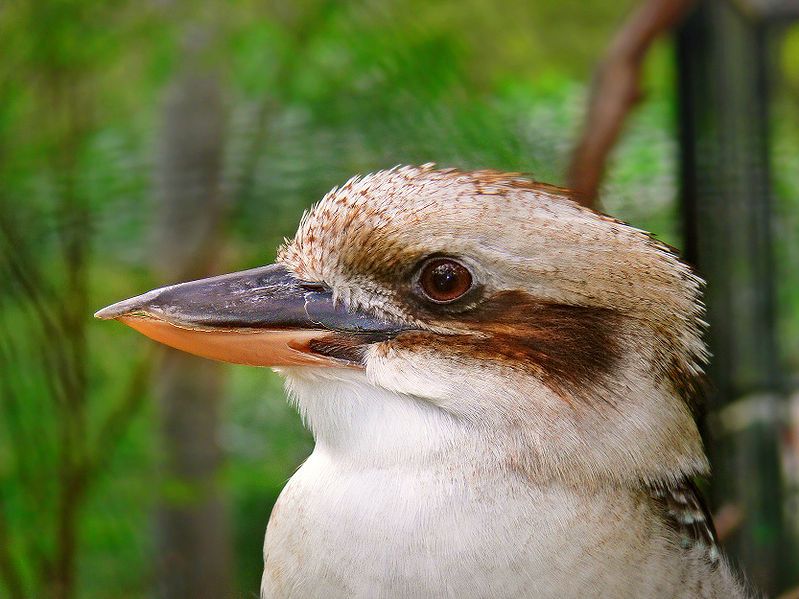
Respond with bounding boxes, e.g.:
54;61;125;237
676;1;797;594
153;28;233;599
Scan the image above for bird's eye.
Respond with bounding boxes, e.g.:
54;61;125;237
418;258;473;304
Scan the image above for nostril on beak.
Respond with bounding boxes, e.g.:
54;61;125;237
298;281;329;293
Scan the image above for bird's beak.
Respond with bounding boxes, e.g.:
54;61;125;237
94;264;404;367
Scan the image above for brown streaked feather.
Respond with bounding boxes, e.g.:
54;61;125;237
442;167;588;205
650;478;720;567
309;332;395;365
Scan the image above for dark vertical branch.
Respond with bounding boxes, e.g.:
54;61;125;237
676;1;795;594
0;5;152;595
50;65;99;599
154;27;233;599
567;0;697;208
0;496;25;599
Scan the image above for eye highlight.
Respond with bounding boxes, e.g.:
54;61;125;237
417;258;473;304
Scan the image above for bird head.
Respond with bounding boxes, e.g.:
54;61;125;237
97;165;709;485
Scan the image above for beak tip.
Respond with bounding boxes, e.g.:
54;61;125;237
94;303;127;320
94;289;161;320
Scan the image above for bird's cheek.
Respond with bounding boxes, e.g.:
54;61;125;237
363;341;482;410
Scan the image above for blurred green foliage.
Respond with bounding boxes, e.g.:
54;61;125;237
1;1;797;598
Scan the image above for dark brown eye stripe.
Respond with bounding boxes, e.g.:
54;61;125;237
391;290;624;401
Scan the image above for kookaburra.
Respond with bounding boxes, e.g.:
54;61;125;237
97;165;749;598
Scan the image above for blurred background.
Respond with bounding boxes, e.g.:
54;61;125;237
1;0;798;597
